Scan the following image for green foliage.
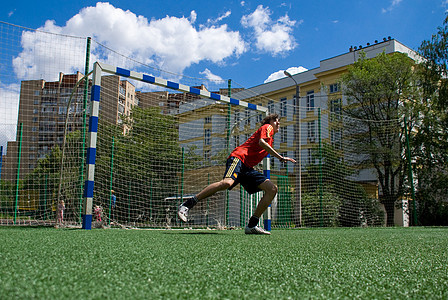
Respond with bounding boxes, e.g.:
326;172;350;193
414;13;448;225
418;13;448;108
94;106;182;224
0;180;15;212
184;145;202;170
211;149;229;166
19;131;85;219
303;143;383;227
302;190;342;227
341;51;419;225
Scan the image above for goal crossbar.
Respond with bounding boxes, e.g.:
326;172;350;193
82;62;270;229
98;62;268;113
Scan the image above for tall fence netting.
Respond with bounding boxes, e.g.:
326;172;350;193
1;22;393;228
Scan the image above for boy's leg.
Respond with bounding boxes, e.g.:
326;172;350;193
245;180;277;235
196;177;234;201
253;179;278;218
178;178;234;222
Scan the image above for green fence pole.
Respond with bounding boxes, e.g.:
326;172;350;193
404;116;417;225
318;108;323;227
207;173;210;226
180;147;185;224
14;123;23;224
79;36;91;223
149;178;153;222
181;147;185;198
108;136;115;225
128;182;131;223
44;174;48;219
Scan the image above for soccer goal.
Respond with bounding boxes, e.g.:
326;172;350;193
82;62;270;230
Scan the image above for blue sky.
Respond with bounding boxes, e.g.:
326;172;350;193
0;0;447;150
3;0;447;87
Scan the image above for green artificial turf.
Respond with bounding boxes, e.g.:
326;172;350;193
0;227;447;299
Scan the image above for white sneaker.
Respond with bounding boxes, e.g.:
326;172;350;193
244;226;271;235
177;205;189;222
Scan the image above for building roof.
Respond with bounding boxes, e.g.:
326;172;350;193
232;39;419;101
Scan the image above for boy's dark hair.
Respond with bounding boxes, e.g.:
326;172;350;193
261;113;279;125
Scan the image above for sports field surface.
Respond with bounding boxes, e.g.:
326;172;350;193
1;227;447;299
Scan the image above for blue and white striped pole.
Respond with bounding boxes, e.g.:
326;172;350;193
263;154;271;231
82;62;101;229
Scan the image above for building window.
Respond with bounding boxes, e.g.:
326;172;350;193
306;91;314;111
245;109;250;126
307;149;313;165
280;127;287;143
329;83;340;93
233;135;240;148
280;98;287;117
307;121;315;143
268;100;274;114
205;116;211;124
204;129;211;145
204;149;211;161
257;104;263;123
331;129;342;149
330;98;342;121
280;152;287;169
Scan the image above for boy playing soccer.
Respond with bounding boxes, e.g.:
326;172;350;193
177;113;296;234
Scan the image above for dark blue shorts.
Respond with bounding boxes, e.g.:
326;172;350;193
224;156;267;194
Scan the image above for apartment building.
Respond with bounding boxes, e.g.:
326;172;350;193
1;73;138;181
176;38;418;185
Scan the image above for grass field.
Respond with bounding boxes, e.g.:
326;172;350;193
1;227;447;299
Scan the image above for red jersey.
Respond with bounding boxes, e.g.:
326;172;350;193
230;124;274;168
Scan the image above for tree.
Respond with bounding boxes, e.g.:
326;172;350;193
303;142;383;227
413;13;448;225
341;51;419;226
25;131;85;220
94;107;181;224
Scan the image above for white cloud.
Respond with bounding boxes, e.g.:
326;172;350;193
12;24;86;81
189;11;197;24
241;5;298;55
12;2;247;80
207;10;231;24
382;0;403;13
264;66;307;83
0;82;20;150
200;68;224;81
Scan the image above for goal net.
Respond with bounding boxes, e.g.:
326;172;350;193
0;21;390;229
